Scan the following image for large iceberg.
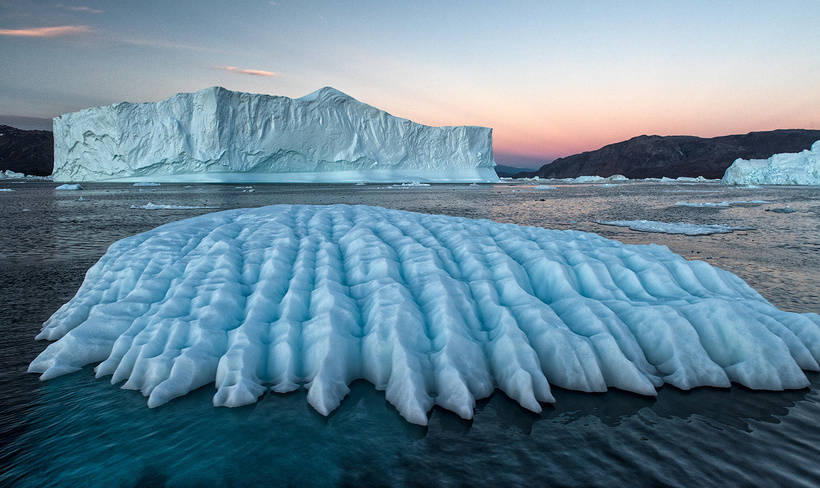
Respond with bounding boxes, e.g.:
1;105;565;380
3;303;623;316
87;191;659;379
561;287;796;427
29;205;819;424
52;87;497;183
722;141;820;185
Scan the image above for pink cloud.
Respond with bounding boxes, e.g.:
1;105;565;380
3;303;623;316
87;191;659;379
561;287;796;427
218;66;278;77
63;6;103;14
0;25;91;37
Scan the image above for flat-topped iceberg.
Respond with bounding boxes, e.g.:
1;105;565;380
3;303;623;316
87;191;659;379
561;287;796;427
722;141;820;185
52;87;497;183
29;205;819;424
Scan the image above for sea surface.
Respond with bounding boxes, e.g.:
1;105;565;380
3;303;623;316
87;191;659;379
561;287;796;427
1;180;819;487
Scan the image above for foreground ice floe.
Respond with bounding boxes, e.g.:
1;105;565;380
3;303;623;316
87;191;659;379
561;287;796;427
598;220;751;235
29;205;820;424
722;141;820;185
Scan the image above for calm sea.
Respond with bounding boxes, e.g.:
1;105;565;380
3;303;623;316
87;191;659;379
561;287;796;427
1;181;818;486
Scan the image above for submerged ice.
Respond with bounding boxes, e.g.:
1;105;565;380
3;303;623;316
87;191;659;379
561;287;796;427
29;205;820;424
597;220;750;235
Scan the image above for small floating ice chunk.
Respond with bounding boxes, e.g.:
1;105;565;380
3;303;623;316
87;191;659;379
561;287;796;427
674;200;771;208
29;205;819;425
131;202;214;210
392;181;431;187
0;188;14;192
55;184;82;190
133;182;160;187
768;206;798;214
1;170;52;180
598;220;750;235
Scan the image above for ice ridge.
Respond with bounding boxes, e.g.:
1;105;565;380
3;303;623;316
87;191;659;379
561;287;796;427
29;205;820;424
52;86;497;183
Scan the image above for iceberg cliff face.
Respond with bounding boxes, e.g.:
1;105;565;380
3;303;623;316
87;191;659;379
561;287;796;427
29;205;820;425
52;87;497;183
722;141;820;185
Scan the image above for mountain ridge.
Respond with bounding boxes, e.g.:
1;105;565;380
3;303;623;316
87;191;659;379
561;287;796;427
516;129;820;179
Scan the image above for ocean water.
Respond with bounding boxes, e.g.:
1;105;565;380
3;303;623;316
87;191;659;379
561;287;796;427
1;180;819;486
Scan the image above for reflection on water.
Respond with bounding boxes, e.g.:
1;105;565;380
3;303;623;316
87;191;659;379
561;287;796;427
1;181;819;486
4;368;819;487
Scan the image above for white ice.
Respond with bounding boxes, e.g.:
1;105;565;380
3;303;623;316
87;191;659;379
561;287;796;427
52;86;498;184
674;200;771;208
131;202;214;210
0;188;14;192
598;220;750;235
391;182;431;187
0;170;52;180
722;141;820;185
55;184;82;190
29;205;819;425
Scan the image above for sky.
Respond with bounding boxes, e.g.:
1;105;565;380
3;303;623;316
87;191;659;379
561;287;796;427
1;1;818;168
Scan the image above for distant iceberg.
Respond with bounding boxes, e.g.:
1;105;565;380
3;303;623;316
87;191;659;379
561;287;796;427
722;141;820;185
29;205;820;424
0;170;52;180
52;87;497;184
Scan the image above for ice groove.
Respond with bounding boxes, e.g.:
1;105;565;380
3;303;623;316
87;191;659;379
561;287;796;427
29;204;820;425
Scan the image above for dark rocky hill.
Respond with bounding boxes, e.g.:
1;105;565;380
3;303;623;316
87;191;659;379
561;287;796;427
494;164;531;177
0;125;53;176
517;129;820;179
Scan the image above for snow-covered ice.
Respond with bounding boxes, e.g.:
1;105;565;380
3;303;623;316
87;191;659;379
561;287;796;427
392;182;431;187
29;205;819;425
52;86;498;184
598;220;751;235
55;184;82;191
131;202;215;210
722;141;820;185
674;200;771;208
0;170;52;180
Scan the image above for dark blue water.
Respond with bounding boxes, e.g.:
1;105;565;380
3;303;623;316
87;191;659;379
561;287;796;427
1;181;819;486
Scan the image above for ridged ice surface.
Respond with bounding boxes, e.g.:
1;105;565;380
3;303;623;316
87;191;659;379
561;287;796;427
52;86;497;183
29;205;820;424
722;140;820;185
